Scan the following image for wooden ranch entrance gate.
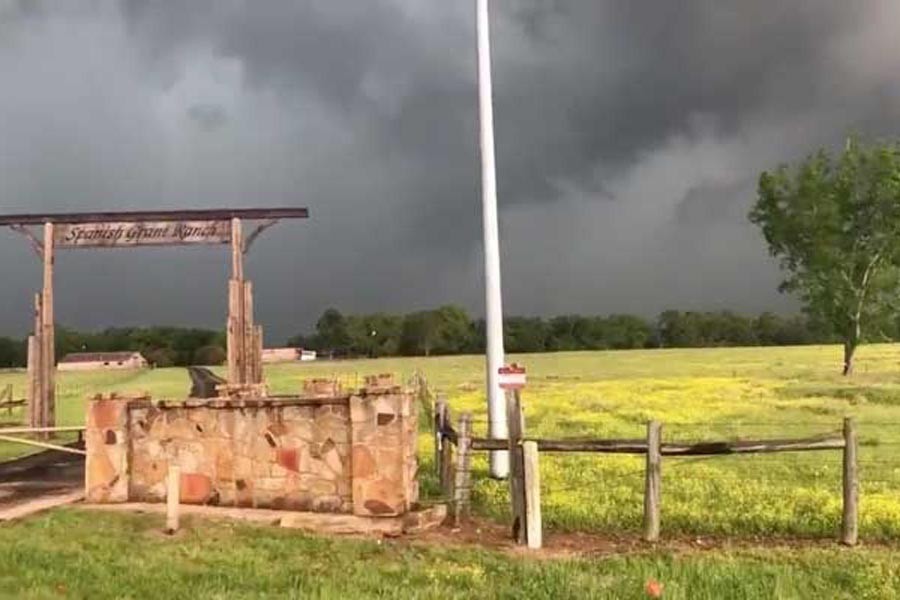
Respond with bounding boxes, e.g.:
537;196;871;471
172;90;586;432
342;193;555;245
0;208;309;431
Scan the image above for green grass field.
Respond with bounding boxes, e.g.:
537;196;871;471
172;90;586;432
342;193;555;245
3;345;900;597
3;509;900;599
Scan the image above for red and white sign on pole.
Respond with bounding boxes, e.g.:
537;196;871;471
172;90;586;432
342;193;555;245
498;363;527;391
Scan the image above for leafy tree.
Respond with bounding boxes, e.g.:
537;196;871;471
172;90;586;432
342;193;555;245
750;139;900;374
285;332;313;349
314;308;352;354
432;306;473;354
144;348;176;368
357;313;403;357
399;312;434;356
546;316;581;351
658;311;702;347
193;344;226;366
754;312;783;346
603;315;653;349
505;317;549;353
468;319;487;354
399;306;472;356
0;337;24;368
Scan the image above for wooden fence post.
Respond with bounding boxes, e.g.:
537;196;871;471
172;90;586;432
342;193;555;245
3;384;12;416
451;413;473;526
522;440;542;549
30;294;43;431
166;465;181;534
842;417;858;546
643;420;662;542
243;280;255;384
506;390;527;544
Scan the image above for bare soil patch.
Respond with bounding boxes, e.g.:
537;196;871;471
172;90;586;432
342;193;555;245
402;516;877;560
0;445;84;517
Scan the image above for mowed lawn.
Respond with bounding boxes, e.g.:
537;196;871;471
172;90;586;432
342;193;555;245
4;345;900;597
3;509;900;600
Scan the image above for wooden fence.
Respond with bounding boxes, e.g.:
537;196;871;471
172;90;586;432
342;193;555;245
0;383;25;416
434;392;859;549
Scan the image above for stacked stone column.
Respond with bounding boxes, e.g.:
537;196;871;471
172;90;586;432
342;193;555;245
350;375;418;517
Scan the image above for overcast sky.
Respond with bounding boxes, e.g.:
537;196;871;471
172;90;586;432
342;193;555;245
2;1;900;341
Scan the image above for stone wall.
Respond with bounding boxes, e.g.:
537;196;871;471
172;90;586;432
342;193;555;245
85;379;418;517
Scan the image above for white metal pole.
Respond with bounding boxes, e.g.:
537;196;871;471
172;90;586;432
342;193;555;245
476;0;509;478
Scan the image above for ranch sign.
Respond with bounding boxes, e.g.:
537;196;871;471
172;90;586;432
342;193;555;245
498;363;527;391
54;220;232;248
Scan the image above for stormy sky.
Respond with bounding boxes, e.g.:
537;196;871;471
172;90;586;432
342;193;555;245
1;0;900;341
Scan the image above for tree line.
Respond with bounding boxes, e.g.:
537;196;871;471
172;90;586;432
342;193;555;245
286;307;850;358
0;327;226;369
0;306;889;369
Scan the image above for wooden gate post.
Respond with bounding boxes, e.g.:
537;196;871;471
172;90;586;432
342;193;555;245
31;293;44;430
227;218;245;384
227;279;242;383
26;334;38;429
253;325;264;384
842;417;858;546
451;413;473;526
242;280;255;383
506;390;527;544
522;440;542;549
41;222;55;432
643;420;662;542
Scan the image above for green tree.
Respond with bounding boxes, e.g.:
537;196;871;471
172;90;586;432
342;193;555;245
315;308;352;354
658;311;701;347
342;313;402;357
546;316;581;351
602;315;653;349
193;344;226;366
144;347;176;368
505;317;549;353
400;306;472;356
750;139;900;374
0;337;24;368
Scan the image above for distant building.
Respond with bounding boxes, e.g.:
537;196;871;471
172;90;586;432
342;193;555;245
58;352;149;372
261;348;317;363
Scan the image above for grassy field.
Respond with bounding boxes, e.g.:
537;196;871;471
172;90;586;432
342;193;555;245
2;509;900;599
4;344;900;538
3;345;900;597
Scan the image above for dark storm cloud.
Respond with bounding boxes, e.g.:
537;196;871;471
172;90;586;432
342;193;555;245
1;1;899;338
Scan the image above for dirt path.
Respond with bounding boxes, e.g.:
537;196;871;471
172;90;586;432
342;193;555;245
401;517;884;559
0;444;84;519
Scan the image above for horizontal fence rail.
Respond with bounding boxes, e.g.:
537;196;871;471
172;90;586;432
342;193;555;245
469;434;845;455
